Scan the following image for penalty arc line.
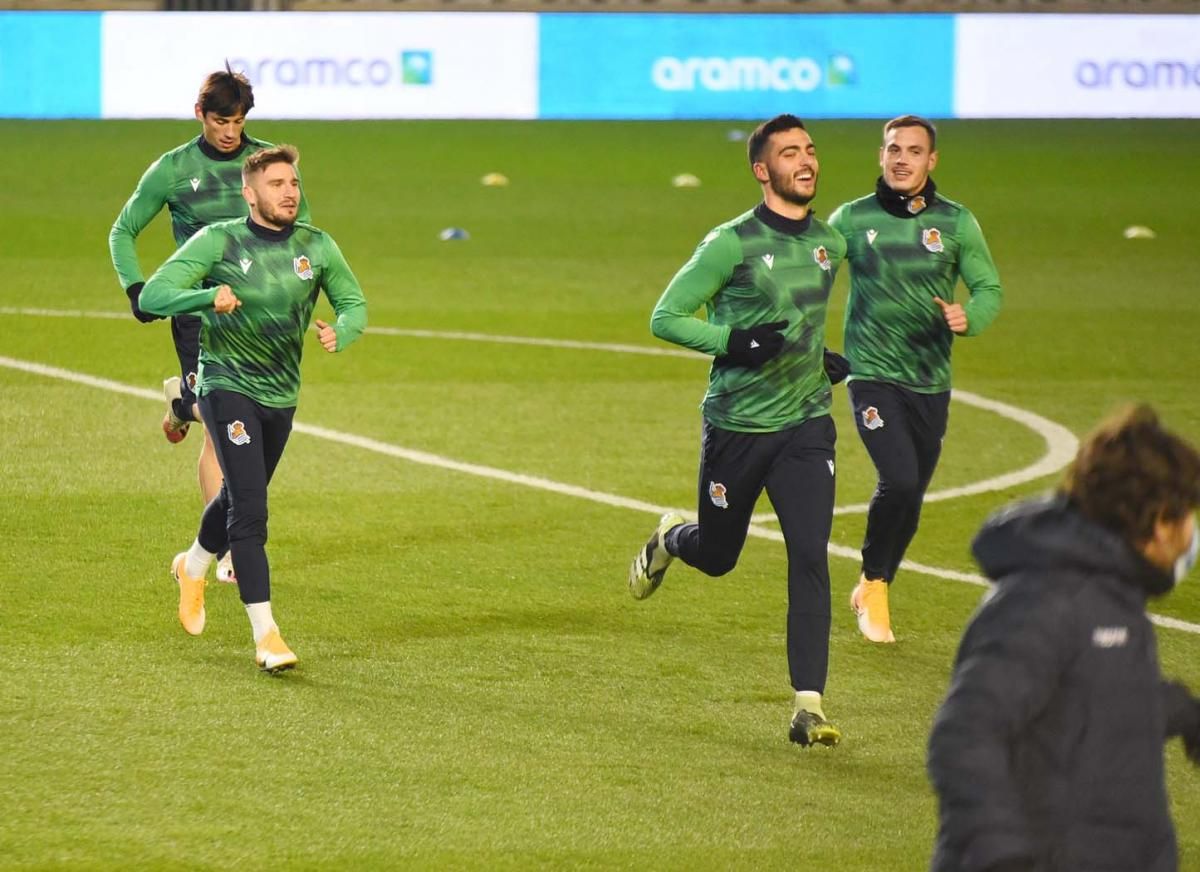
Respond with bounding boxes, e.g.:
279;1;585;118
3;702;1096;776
1;353;1196;638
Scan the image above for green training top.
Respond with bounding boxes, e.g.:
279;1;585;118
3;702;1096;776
828;187;1002;393
139;218;367;408
651;203;846;433
109;134;312;291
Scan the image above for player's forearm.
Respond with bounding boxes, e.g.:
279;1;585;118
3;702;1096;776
650;306;729;356
963;285;1002;337
331;300;367;351
109;222;145;291
139;278;215;316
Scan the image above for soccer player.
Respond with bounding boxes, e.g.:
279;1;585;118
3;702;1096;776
139;145;366;671
627;114;847;747
109;65;310;585
828;115;1002;644
928;404;1200;872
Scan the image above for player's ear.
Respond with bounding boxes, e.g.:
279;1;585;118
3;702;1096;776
242;184;254;207
751;161;769;184
928;150;939;172
194;103;204;123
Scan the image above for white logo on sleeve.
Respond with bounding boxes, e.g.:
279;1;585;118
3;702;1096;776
749;339;760;349
239;257;253;275
190;178;201;192
761;253;774;270
866;229;878;245
827;459;835;476
1092;626;1128;648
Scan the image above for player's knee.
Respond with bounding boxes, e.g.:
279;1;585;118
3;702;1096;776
227;505;268;545
697;552;739;577
879;475;923;506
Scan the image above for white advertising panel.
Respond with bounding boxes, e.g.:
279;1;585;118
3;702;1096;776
101;12;538;119
955;15;1200;118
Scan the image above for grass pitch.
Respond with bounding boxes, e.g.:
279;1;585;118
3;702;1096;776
1;118;1198;869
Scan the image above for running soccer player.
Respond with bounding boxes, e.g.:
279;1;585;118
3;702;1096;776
139;145;366;671
109;64;310;585
828;115;1003;644
627;114;847;747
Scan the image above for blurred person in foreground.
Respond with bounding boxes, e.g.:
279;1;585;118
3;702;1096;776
140;145;366;672
928;403;1200;872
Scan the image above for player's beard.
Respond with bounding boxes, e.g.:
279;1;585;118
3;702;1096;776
768;167;817;207
259;200;298;229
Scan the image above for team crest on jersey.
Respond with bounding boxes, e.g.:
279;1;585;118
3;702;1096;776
922;228;944;253
185;372;198;392
862;406;885;431
708;481;729;509
293;255;314;280
227;420;251;446
812;246;832;271
907;195;927;214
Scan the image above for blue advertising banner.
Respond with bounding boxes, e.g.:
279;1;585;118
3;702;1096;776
539;13;955;120
0;12;101;118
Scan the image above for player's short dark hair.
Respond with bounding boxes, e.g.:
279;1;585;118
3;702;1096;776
748;114;807;166
883;115;937;151
1061;404;1200;547
242;144;299;183
198;62;255;118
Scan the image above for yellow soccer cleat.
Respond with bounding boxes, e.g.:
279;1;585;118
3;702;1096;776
171;552;207;636
628;511;686;600
255;628;298;674
789;709;841;748
850;576;896;643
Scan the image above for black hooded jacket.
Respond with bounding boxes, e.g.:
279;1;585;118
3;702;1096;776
928;495;1199;872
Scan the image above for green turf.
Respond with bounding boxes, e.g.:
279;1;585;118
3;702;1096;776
1;119;1198;869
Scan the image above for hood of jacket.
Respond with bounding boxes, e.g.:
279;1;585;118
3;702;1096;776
971;493;1175;599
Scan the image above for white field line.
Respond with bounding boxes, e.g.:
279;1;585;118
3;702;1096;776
2;352;1197;638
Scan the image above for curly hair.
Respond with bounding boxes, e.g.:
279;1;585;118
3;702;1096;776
1061;404;1200;546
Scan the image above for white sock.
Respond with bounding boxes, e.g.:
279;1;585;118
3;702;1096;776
794;691;825;719
246;601;277;643
185;540;216;580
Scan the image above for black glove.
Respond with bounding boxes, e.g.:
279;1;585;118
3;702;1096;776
126;282;161;323
723;320;788;368
823;348;850;385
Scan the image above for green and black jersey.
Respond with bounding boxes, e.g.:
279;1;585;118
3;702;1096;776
109;134;312;291
139;218;367;408
828;183;1002;393
651;203;847;433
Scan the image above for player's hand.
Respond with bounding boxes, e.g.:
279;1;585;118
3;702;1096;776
723;320;788;368
126;282;161;323
933;297;968;334
314;319;338;353
823;348;850;385
213;285;241;314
